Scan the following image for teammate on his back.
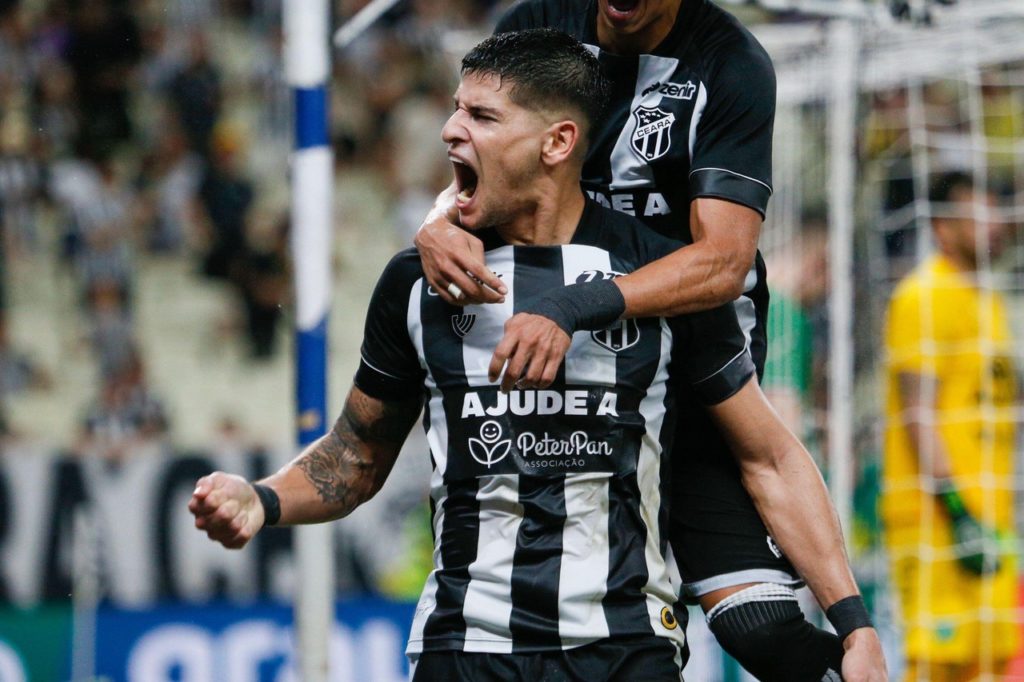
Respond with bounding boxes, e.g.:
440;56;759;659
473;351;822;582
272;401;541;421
415;1;887;679
191;29;881;681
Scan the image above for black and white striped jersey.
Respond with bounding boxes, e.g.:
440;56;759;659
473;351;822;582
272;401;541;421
355;201;755;654
495;0;776;372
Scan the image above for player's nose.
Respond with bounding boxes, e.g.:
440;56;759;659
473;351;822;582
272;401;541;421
442;110;467;145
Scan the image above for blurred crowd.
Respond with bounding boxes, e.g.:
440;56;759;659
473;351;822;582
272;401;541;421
0;0;501;456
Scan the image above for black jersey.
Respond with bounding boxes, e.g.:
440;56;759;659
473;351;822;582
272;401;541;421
496;0;776;372
355;201;754;654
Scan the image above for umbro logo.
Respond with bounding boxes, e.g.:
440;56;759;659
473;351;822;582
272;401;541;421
452;314;476;338
592;320;640;352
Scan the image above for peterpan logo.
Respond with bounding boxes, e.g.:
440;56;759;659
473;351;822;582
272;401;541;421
468;420;512;468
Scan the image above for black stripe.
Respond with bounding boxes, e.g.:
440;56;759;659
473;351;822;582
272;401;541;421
606;249;669;631
421;480;481;648
582;51;639;197
602;473;654;636
507;246;568;650
508;475;568;651
418;280;480;647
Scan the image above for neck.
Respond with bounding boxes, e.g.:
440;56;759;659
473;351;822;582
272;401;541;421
495;182;586;247
596;4;682;54
939;248;976;274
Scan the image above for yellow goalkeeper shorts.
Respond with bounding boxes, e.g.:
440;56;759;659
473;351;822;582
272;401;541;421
887;523;1020;663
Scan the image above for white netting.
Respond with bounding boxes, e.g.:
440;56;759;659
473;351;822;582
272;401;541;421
756;4;1024;679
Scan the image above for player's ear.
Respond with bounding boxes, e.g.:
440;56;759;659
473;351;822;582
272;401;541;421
541;120;580;167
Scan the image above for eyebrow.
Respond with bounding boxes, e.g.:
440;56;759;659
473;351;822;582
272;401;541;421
452;96;502;119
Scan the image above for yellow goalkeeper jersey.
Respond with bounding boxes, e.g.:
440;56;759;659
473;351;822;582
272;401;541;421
883;254;1017;530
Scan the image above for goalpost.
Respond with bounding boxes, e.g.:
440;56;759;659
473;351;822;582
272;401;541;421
757;3;1024;679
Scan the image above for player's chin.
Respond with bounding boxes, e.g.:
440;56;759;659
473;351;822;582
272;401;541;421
457;205;485;231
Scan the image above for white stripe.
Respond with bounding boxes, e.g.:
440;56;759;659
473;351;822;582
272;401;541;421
608;54;680;190
689;167;774;194
459;248;519;650
358;354;406;381
558;473;611;646
636;320;686;649
460;246;515;387
462;475;523;652
291;147;332;328
681;568;804;598
733;294;757;354
407;279;449;476
284;0;330;86
687;81;708;162
560;245;617;386
691;348;749;387
704;583;798;622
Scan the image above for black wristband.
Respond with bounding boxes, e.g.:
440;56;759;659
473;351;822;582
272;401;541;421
252;483;281;527
826;595;873;641
519;278;626;335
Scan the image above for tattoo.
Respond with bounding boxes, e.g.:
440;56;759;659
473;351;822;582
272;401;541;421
296;390;419;513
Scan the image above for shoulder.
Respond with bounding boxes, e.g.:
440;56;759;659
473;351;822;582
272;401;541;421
375;248;425;293
494;0;586;34
688;1;775;88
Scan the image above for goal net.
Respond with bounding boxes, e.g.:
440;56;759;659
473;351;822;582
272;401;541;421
756;3;1024;679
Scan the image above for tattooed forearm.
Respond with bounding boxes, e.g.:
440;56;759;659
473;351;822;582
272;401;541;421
295;389;420;513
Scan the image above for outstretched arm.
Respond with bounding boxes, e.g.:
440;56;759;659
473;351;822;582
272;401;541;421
189;386;421;548
616;198;760;317
709;378;887;681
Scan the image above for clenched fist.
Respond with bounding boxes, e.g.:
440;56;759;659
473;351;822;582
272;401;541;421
189;472;265;549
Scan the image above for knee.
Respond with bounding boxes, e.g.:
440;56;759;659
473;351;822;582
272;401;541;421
706;585;844;682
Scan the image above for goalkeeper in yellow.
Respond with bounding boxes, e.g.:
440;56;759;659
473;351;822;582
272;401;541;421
884;170;1019;681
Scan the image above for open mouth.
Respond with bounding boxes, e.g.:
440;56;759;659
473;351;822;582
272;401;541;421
606;0;641;20
451;158;479;207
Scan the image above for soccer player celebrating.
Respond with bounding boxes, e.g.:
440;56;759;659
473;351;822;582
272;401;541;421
415;1;886;680
192;29;881;681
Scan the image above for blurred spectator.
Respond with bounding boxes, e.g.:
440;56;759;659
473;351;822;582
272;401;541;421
66;152;135;296
0;109;45;253
386;72;453;243
31;59;78;158
85;277;134;381
195;123;253;281
64;0;142;149
78;347;169;462
237;211;288;358
0;317;50;397
136;125;202;253
166;31;222;156
763;214;829;442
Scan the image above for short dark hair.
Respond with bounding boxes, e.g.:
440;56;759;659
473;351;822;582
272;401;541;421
461;28;609;145
929;170;975;205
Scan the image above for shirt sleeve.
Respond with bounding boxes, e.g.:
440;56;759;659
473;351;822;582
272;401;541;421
353;251;426;401
689;37;776;217
885;282;933;376
672;304;756;405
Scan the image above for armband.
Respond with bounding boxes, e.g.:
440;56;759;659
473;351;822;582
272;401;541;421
252;483;281;527
825;595;873;641
519;278;626;336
